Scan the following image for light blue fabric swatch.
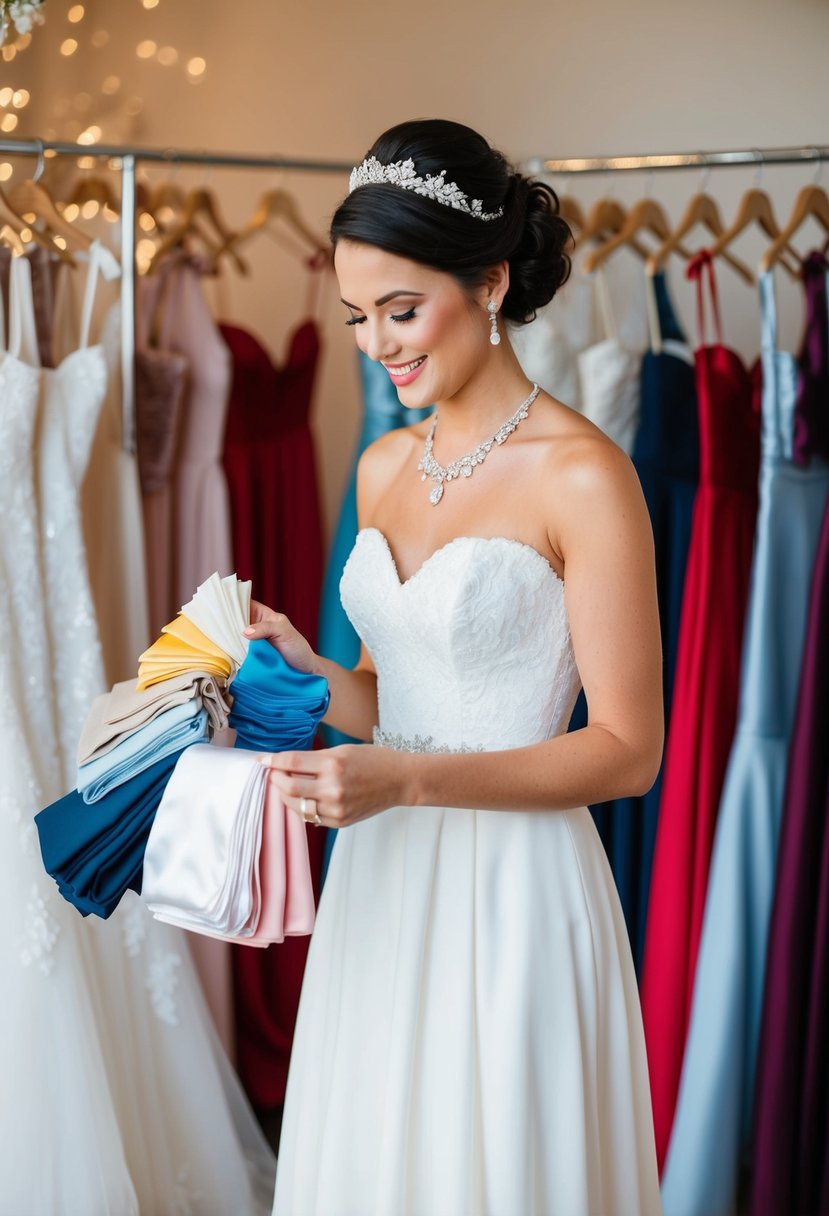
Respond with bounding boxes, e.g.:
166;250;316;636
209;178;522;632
78;697;209;803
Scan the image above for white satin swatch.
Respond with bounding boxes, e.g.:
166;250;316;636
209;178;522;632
180;571;251;671
142;744;267;937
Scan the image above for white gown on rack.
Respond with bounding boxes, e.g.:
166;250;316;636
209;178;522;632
0;253;275;1215
274;527;661;1216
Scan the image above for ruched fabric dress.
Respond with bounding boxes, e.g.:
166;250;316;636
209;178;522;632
660;265;829;1216
589;272;699;969
750;254;829;1216
273;528;661;1216
641;252;761;1167
221;317;327;1109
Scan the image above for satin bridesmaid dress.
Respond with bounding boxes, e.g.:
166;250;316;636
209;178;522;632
221;314;328;1111
750;256;829;1216
641;252;761;1167
588;271;699;970
661;261;829;1216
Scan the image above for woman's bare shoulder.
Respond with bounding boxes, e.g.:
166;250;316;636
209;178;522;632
537;392;636;488
356;419;430;518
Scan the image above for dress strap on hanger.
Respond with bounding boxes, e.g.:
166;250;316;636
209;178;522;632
645;270;663;354
758;269;779;353
78;240;121;350
304;249;328;320
8;255;40;365
594;265;618;342
687;249;723;348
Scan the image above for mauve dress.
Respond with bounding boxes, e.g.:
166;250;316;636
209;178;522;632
750;257;829;1216
136;266;188;640
140;256;236;1058
221;317;326;1109
640;252;761;1168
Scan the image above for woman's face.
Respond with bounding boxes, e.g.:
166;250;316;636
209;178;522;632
334;239;489;409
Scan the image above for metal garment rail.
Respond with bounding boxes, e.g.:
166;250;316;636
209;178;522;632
527;144;829;175
1;137;828;446
0;138;354;453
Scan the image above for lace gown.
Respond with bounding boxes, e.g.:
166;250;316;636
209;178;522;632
273;527;661;1215
0;253;275;1214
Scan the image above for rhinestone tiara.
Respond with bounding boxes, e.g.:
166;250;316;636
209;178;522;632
348;155;504;222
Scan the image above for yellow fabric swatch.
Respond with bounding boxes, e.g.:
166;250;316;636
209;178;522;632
137;618;232;691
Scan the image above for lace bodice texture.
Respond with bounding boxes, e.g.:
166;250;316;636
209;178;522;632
341;528;582;751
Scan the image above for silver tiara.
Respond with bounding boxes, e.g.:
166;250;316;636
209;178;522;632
348;156;504;222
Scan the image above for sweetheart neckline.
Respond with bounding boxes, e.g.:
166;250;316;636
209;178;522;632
358;527;565;590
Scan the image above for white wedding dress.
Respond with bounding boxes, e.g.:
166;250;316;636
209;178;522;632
0;254;274;1215
274;527;661;1215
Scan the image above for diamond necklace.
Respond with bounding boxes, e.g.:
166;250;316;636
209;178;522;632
417;382;540;505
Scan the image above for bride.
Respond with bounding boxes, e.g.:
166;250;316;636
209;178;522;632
248;118;663;1215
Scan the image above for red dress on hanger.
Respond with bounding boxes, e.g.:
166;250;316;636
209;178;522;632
640;252;762;1168
221;314;325;1110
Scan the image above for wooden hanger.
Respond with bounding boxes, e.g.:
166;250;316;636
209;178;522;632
0;183;76;264
68;173;120;215
582;197;691;274
558;194;585;233
707;188;800;277
646;192;754;284
574;197;649;258
147;185;249;274
214;187;328;266
8;177;93;256
149;180;189;222
761;184;829;272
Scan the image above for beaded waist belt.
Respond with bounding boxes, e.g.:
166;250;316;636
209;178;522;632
372;727;483;755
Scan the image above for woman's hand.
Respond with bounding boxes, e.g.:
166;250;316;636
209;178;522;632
244;600;320;675
262;744;416;829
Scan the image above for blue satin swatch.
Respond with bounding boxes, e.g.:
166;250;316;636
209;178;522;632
77;700;209;803
230;639;330;753
35;749;185;919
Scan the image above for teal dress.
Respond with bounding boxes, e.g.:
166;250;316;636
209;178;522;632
317;353;432;877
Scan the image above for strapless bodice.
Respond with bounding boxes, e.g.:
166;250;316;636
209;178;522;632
340;527;581;751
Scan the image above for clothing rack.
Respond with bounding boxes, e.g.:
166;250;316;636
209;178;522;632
1;137;827;451
0;138;352;454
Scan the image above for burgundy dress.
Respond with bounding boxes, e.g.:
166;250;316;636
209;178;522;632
221;318;325;1109
750;256;829;1216
641;252;762;1167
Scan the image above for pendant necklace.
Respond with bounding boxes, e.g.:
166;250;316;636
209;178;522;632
417;382;540;505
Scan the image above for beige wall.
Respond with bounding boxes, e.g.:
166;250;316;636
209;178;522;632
5;0;829;541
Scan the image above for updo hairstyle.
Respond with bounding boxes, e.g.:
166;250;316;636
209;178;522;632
330;119;571;324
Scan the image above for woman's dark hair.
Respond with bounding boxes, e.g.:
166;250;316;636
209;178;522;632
331;119;571;324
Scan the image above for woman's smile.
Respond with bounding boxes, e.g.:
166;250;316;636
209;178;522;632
382;355;428;385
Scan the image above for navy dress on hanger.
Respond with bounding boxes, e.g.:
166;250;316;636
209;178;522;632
587;271;699;972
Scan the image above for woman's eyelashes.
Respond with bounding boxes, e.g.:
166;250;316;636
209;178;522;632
344;307;418;327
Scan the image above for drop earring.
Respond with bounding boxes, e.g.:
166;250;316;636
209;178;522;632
487;299;501;346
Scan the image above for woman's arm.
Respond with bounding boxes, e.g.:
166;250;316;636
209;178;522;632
245;433;408;742
266;434;664;824
243;600;379;741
